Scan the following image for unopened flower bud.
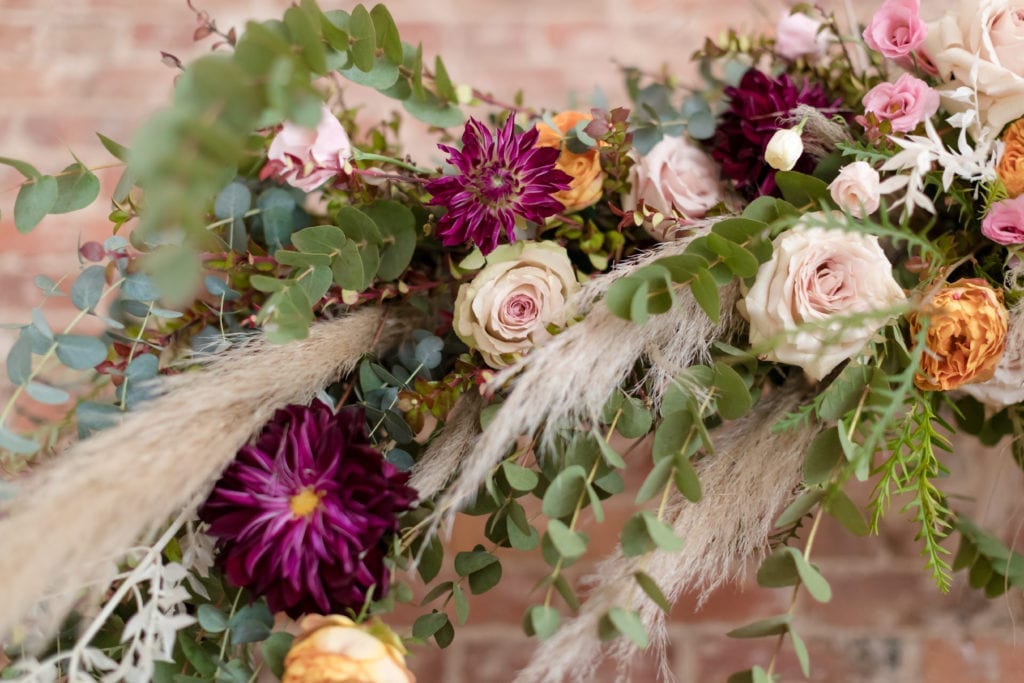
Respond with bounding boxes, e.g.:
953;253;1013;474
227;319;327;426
764;127;804;171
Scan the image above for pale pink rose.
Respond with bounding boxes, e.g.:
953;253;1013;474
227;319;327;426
828;162;881;217
862;0;927;60
453;241;579;369
260;105;352;192
862;73;940;133
926;0;1024;131
775;11;831;62
624;135;724;241
982;195;1024;244
743;217;906;381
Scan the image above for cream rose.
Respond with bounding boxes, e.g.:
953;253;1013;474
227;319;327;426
958;350;1024;407
925;0;1024;132
624;135;724;240
744;218;907;381
828;162;881;217
454;241;580;368
282;615;414;683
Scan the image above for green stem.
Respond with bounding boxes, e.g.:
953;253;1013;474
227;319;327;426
351;148;432;175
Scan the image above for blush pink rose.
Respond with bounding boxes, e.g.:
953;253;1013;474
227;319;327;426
775;12;831;62
862;0;927;60
260;105;352;193
862;73;940;133
982;195;1024;244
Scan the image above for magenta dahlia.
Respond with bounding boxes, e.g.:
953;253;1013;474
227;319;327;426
199;403;417;618
426;115;572;255
711;69;842;198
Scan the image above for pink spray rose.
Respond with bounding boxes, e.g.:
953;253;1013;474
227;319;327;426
862;0;927;60
862;73;940;133
982;195;1024;244
260;105;353;193
775;11;831;62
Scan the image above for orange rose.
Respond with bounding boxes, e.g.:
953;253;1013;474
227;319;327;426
535;111;606;212
998;118;1024;197
283;615;415;683
910;279;1009;392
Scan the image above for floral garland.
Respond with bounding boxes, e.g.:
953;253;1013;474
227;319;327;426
2;0;1024;681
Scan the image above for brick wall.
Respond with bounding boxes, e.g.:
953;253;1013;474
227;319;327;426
4;0;1024;681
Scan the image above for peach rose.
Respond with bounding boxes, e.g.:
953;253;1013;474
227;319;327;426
261;105;352;193
828;162;881;217
535;111;606;212
283;615;414;683
910;279;1009;391
454;241;580;368
623;135;724;241
743;217;907;381
998;118;1024;196
925;0;1024;132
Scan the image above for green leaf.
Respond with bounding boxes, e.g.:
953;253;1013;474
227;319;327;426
370;3;403;63
635;456;673;505
526;605;560;640
14;175;58;233
606;277;644;320
197;604;228;633
229;603;274;644
673;450;702;503
6;332;32;385
775;489;824;528
291;224;347;255
417;536;443;583
250;274;289;292
55;334;107;370
542;464;587;518
214;182;252;221
0;426;39;455
468;557;502;594
817;363;872;421
641;511;683;551
507;512;539;551
791;628;811;677
803;428;842;486
727;614;790;638
604;608;649;648
775;170;830;208
284;5;328;74
657;253;708;282
433;55;457;102
340;53;401;89
363;201;417;280
653;412;694;461
297;265;333;302
51;163;100;214
412;611;448;639
71;265;106;312
0;155;41;179
690;268;720;322
788;547;832;602
621;512;652;557
617;396;652;438
403;92;465;128
712;361;752;420
332;240;368;291
502;461;539;492
597;435;627;469
348;5;376;72
705;232;758;278
452;583;470;625
26;382;70;405
825;489;869;536
454;548;498;576
546;519;588;560
97;133;130;161
261;287;313;344
634;571;671;612
260;632;295;679
756;547;800;588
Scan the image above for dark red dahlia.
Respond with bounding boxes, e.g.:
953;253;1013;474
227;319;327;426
199;403;417;618
711;69;842;198
426;115;572;255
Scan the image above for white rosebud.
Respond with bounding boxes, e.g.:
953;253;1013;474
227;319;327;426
764;127;804;172
828;161;881;218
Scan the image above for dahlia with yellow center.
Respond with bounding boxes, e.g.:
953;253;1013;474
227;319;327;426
535;111;606;212
910;279;1009;392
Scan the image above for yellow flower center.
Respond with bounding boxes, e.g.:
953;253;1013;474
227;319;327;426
289;488;323;518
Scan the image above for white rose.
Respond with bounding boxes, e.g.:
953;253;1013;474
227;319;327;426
764;128;804;172
828;162;881;218
925;0;1024;132
775;11;831;62
744;218;907;381
453;241;580;368
624;135;724;240
263;105;352;193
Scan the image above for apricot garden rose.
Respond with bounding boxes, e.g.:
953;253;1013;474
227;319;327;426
453;241;579;368
535;111;606;212
998;118;1024;196
743;218;906;381
911;279;1009;391
282;615;414;683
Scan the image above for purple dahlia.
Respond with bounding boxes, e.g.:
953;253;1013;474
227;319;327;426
426;115;572;255
199;403;416;618
711;69;842;198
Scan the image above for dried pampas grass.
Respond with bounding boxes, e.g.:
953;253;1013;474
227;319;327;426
409;392;484;501
513;380;817;683
0;308;386;641
433;231;746;528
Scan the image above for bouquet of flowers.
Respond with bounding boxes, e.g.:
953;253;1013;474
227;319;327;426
2;0;1024;680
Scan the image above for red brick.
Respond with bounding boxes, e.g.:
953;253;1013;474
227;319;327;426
922;637;1024;683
